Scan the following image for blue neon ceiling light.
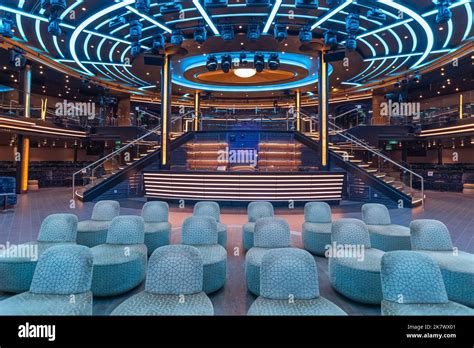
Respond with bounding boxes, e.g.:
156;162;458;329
16;0;27;42
462;3;472;41
443;19;453;48
69;0;135;76
126;5;172;33
35;9;49;53
311;0;353;31
192;0;219;35
263;0;283;34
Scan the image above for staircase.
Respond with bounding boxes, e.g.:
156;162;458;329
299;113;424;208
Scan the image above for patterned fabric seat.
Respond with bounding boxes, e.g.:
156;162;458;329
181;216;227;294
302;202;333;256
361;204;411;251
410;219;474;307
381;251;474;315
0;245;93;315
111;245;213;315
328;218;384;304
245;217;291;296
193;201;227;247
77;200;120;247
91;216;147;297
242;201;274;251
142;201;171;256
248;248;347;315
0;213;78;293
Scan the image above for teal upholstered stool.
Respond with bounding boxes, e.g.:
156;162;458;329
242;201;274;251
302;202;333;256
0;245;93;315
361;203;411;251
77;200;120;248
91;216;147;297
245;217;291;296
0;213;78;293
381;250;474;315
181;216;227;294
193;201;227;247
111;245;214;315
410;219;474;307
248;248;347;315
142;201;171;256
328;218;384;304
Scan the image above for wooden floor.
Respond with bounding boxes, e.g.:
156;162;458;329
0;188;473;315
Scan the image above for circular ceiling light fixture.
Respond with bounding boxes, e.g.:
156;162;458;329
234;68;257;78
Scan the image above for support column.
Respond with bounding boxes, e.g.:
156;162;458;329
18;64;31;193
19;64;32;118
194;92;200;131
295;90;301;132
160;53;172;169
318;51;329;170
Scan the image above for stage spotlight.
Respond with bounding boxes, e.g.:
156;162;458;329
327;0;342;8
299;26;312;43
295;0;318;9
394;81;401;88
170;30;184;45
221;55;232;73
436;0;452;24
0;16;14;38
160;2;183;14
221;25;234;41
324;30;338;48
240;53;248;66
131;42;142;57
246;0;270;6
345;35;357;50
254;53;265;73
206;55;218;71
274;24;288;42
268;53;280;70
48;18;62;36
129;20;143;41
41;0;67;12
109;16;127;28
135;0;151;12
345;13;359;35
152;34;165;53
413;72;421;83
194;26;207;44
367;7;386;21
247;24;261;41
205;0;228;7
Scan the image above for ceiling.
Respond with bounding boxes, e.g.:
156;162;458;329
0;0;472;105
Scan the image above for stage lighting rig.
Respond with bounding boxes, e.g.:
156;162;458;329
9;47;27;68
247;24;261;41
131;42;142;57
221;25;235;41
0;16;14;38
48;18;62;36
345;35;357;50
130;20;143;41
345;13;360;35
324;30;338;48
109;16;127;28
205;0;229;7
268;53;280;70
170;30;184;45
436;0;452;24
221;55;232;73
274;24;288;42
206;55;218;71
160;2;183;14
299;26;312;43
254;53;265;73
240;53;248;66
194;26;207;44
367;7;386;21
246;0;270;6
413;72;421;83
295;0;318;9
152;34;165;53
327;0;342;8
135;0;151;13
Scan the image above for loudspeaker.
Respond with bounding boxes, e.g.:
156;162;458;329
324;50;345;62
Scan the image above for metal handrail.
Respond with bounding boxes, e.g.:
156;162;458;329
300;111;424;206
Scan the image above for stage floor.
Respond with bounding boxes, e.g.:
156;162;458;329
0;188;473;315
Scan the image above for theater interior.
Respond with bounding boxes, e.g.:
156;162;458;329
0;0;473;327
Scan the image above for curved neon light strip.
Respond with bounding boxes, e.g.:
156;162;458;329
69;0;134;76
377;0;433;69
173;52;325;92
462;3;472;41
263;0;282;34
35;9;48;53
126;5;172;33
369;29;402;80
16;0;27;42
443;19;453;48
356;33;388;82
311;0;353;31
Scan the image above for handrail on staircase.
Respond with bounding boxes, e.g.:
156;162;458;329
300;111;424;207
